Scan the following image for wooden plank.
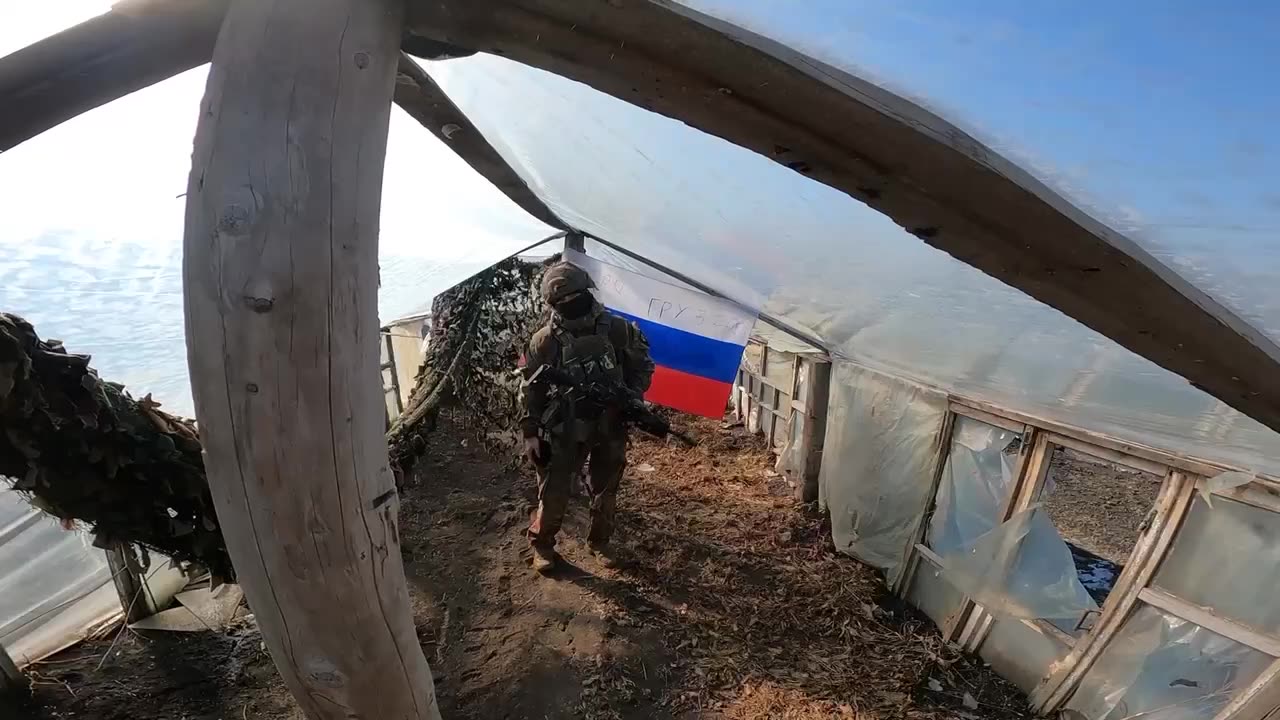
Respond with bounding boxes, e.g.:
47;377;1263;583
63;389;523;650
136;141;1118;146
1046;432;1168;477
797;357;830;503
1210;481;1280;515
181;0;440;717
1216;658;1280;720
952;426;1041;650
393;55;569;230
1003;428;1043;517
105;543;154;623
1139;588;1280;657
1034;472;1195;712
0;0;229;152
748;374;791;394
1031;618;1078;647
949;401;1028;434
890;410;956;593
563;231;586;252
950;397;1278;485
383;334;404;414
915;542;945;568
954;604;986;649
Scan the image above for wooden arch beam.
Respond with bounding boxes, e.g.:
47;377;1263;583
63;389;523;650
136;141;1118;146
0;0;226;153
0;0;566;230
182;0;440;717
394;55;568;231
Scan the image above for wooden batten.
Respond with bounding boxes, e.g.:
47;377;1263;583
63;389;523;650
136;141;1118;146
796;357;831;503
1215;659;1280;720
105;543;155;623
1034;472;1195;711
891;410;956;594
182;0;440;717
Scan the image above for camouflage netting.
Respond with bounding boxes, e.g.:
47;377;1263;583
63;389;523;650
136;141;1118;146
0;256;554;578
388;255;557;474
0;313;232;579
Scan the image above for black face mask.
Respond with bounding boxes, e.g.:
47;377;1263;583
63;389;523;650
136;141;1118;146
555;293;594;319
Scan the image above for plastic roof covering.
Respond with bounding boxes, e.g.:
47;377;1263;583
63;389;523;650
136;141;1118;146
1;2;1279;477
419;1;1280;475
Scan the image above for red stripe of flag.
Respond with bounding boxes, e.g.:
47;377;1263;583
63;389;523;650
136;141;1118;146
644;365;732;418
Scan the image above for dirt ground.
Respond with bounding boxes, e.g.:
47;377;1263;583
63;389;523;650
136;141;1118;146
1042;448;1163;564
2;412;1030;720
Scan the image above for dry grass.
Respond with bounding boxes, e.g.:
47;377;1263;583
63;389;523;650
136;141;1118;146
616;416;1031;720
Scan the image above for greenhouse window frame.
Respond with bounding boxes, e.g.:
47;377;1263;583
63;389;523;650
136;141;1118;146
892;394;1280;719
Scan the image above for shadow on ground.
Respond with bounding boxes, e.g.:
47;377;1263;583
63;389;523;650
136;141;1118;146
1;409;1030;720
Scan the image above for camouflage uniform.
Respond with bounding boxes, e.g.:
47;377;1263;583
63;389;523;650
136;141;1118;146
520;263;654;553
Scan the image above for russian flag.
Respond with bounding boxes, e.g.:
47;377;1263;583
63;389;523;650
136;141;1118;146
564;250;756;418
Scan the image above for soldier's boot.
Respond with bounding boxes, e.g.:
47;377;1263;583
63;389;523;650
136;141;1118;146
531;544;558;574
588;541;624;569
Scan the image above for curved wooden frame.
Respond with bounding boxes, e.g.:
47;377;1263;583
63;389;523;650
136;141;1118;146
182;0;440;717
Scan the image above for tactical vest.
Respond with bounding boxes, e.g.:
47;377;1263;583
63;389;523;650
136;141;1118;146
543;314;625;437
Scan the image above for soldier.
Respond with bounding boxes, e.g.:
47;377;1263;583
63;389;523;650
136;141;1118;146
519;261;654;574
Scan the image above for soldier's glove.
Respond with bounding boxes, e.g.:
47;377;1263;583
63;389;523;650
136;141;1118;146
523;436;545;466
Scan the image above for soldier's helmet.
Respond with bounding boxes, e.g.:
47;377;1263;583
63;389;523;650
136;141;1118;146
540;262;595;304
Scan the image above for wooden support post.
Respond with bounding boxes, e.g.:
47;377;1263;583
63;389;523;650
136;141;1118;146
105;543;153;623
564;231;586;253
182;1;440;718
799;358;831;503
0;642;24;693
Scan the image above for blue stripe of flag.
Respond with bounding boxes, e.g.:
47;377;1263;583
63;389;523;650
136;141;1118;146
609;309;745;384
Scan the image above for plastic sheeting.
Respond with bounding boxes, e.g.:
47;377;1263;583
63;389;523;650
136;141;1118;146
938;506;1098;623
1066;604;1272;720
818;361;947;581
1153;494;1280;636
423;9;1280;476
928;417;1021;555
0;490;117;666
906;558;965;631
924;417;1096;626
981;617;1071;695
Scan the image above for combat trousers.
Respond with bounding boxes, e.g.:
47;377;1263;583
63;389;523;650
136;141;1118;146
528;425;627;549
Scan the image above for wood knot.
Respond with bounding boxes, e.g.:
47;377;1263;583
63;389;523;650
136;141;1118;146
216;205;251;236
245;383;259;394
244;296;274;313
353;52;370;69
305;659;345;689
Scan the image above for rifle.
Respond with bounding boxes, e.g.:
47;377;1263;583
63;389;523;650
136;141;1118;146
528;364;697;447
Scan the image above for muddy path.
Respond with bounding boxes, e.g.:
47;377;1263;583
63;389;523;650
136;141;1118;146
2;411;1029;720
